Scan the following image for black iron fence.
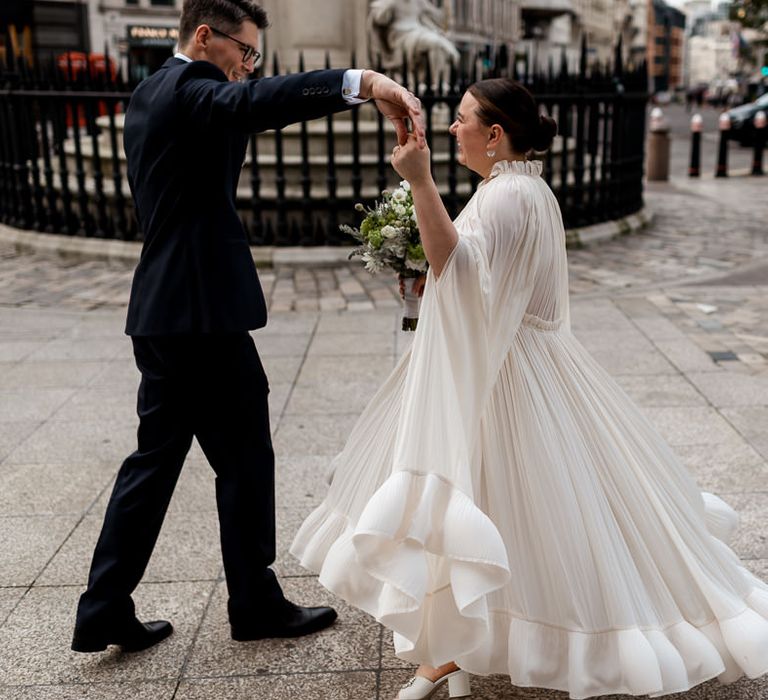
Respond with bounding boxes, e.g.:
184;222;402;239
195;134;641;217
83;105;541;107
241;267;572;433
0;39;648;245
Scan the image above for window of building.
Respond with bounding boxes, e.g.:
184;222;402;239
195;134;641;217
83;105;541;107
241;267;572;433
33;0;90;58
458;0;469;25
150;0;175;5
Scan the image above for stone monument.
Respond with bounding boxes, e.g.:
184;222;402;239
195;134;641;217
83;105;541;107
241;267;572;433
258;0;459;80
368;0;460;79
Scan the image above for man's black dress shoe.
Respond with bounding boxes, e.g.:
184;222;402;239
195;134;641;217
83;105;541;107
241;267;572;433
231;602;337;641
71;619;173;653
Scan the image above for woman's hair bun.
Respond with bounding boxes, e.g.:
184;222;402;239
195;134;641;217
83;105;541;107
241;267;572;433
532;115;558;152
468;79;559;154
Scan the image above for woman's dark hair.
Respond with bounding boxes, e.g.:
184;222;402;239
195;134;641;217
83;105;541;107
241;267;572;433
179;0;268;45
468;78;558;154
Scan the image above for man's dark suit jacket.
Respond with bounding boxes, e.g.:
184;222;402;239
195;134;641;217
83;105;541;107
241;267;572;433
124;57;350;335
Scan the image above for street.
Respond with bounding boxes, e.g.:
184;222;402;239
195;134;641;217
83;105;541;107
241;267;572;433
657;102;757;178
0;148;766;698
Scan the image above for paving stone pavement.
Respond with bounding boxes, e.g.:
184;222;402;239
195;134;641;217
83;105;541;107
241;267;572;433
0;173;767;700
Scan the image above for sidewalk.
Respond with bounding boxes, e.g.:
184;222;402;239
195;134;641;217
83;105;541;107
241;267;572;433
0;174;766;699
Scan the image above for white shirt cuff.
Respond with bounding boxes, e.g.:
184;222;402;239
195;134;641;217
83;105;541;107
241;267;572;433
342;69;368;105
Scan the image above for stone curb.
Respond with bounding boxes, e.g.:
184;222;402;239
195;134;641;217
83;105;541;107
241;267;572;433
565;207;654;248
1;208;654;265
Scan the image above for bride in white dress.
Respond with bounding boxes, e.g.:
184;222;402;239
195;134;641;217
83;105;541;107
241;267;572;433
291;79;768;699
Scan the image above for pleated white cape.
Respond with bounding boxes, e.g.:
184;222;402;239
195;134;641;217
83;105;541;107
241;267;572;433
290;160;768;698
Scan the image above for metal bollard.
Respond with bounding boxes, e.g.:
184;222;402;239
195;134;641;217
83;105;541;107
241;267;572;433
752;110;766;176
647;107;670;181
715;112;730;177
689;113;703;177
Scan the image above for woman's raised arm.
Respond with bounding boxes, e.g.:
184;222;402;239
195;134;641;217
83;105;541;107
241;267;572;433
391;135;458;277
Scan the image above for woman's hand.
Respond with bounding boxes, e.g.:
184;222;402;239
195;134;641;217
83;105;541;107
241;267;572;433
391;134;431;186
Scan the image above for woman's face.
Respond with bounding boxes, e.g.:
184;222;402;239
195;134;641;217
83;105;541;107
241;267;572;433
449;91;493;175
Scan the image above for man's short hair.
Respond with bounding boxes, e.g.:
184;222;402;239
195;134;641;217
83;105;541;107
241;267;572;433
179;0;268;45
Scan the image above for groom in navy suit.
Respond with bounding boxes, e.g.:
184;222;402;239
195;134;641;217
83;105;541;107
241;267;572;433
72;0;424;653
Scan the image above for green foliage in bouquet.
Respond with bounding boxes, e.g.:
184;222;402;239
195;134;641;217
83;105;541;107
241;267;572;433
342;180;428;278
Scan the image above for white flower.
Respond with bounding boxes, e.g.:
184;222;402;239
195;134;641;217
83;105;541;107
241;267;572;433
383;239;406;257
354;203;365;212
405;257;428;272
411;211;418;225
381;225;400;239
392;188;407;203
362;252;385;273
400;180;411;191
393;204;407;217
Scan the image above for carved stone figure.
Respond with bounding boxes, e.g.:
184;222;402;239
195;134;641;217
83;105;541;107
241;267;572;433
368;0;460;80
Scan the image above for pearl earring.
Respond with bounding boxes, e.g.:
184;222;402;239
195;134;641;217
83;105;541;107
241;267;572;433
486;149;496;158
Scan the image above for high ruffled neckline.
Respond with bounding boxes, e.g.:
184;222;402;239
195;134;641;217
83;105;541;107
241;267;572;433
489;160;543;178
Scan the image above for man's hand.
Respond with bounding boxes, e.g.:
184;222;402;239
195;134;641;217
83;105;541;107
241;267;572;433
360;71;426;148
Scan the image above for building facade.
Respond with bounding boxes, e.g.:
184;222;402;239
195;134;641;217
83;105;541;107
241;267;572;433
4;0;649;86
518;0;634;76
445;0;521;67
1;0;90;66
85;0;522;77
87;0;181;82
687;28;739;88
647;0;685;92
628;0;648;69
259;0;522;74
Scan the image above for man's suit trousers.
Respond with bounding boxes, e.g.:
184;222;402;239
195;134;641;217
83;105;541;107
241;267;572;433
75;332;284;631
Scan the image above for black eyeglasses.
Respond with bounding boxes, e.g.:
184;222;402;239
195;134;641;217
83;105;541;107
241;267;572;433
209;26;261;65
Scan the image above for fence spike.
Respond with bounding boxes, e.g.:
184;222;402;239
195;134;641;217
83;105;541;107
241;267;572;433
424;52;433;92
5;32;17;72
66;50;75;83
83;52;93;88
315;218;327;245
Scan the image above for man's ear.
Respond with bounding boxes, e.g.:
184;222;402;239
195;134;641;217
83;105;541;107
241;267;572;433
194;24;211;50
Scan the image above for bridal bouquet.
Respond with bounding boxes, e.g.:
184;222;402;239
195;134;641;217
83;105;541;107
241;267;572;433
342;180;427;331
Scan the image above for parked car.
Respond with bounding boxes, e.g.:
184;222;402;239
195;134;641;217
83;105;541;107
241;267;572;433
724;92;768;146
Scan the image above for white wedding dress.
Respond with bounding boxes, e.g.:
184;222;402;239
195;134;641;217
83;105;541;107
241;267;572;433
290;160;768;698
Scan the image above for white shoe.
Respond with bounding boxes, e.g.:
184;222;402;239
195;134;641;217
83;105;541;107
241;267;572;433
396;670;471;699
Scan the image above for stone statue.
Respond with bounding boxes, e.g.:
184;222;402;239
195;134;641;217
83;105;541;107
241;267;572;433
368;0;460;81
